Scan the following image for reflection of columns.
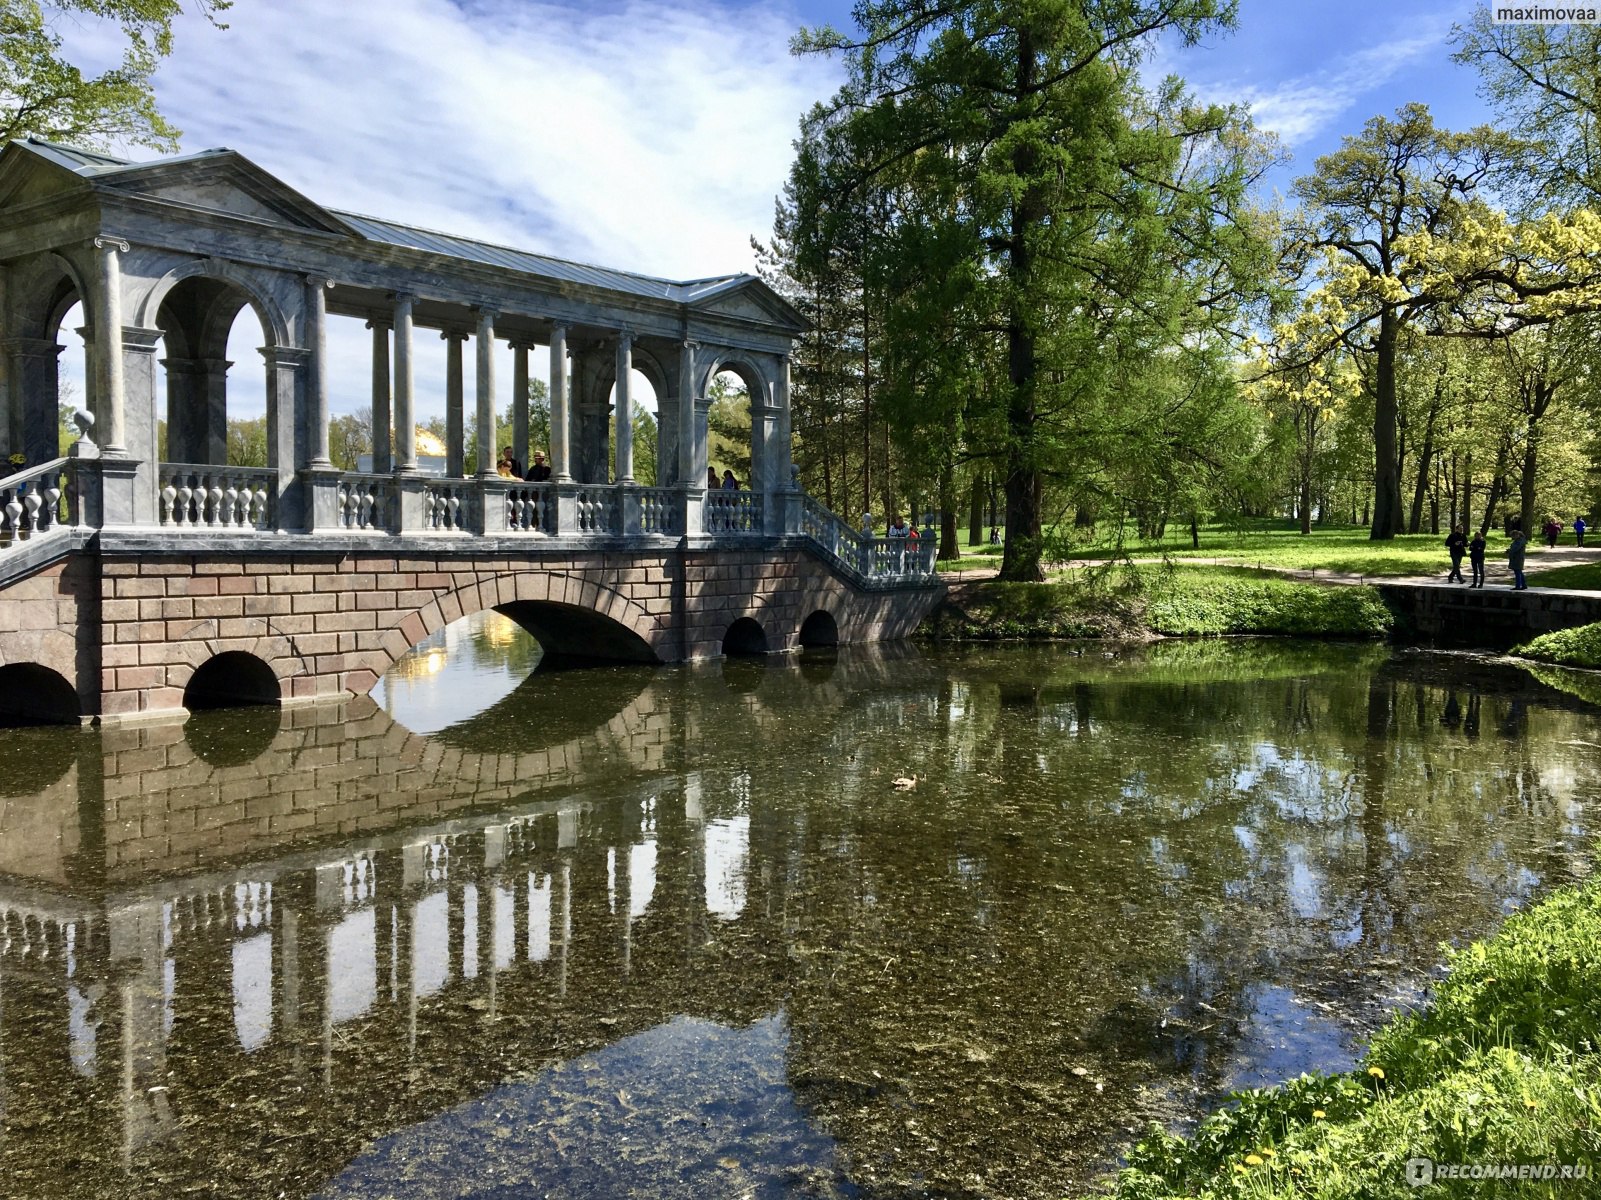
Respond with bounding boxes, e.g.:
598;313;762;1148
616;845;633;977
475;309;498;480
443;330;467;477
614;332;634;483
304;276;332;468
279;908;301;1076
392;294;417;472
93;236;128;455
558;861;572;999
549;325;570;482
368;319;392;473
511;341;530;472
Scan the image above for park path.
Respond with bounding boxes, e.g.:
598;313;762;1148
939;544;1601;592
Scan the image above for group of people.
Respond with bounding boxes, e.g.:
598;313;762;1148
494;447;551;481
490;448;745;491
1540;515;1587;547
1445;514;1592;591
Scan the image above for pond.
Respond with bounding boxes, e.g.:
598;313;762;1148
0;620;1597;1199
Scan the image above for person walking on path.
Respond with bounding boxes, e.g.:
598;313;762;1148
1469;529;1487;588
1576;516;1587;547
1445;524;1467;583
1543;517;1562;548
1507;528;1529;590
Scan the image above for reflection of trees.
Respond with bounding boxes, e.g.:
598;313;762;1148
2;644;1600;1199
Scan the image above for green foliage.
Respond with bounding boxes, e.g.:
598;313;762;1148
1097;868;1601;1199
1524;562;1601;591
226;416;265;468
1512;622;1601;670
1140;567;1392;638
0;0;230;149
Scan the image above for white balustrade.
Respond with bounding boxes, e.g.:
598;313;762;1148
574;487;617;535
706;488;761;534
638;487;680;535
158;464;273;530
336;474;397;531
494;482;551;533
0;457;70;553
422;482;472;531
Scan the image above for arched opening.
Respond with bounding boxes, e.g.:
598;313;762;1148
183;652;281;711
499;601;659;667
155;277;269;468
705;364;760;492
38;290;89;467
799;610;840;648
722;617;769;657
0;663;80;726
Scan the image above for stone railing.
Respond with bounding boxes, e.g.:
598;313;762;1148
335;474;397;531
706;488;762;535
422;480;475;532
159;464;274;530
574;486;617;535
637;487;681;536
495;482;552;533
0;457;73;554
797;495;937;583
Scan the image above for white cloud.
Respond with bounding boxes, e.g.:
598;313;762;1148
144;0;838;280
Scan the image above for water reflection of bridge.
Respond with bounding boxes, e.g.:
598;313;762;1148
1;645;1597;1198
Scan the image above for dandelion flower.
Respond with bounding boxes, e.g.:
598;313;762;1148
1313;1110;1327;1119
1245;1155;1263;1167
1367;1067;1385;1080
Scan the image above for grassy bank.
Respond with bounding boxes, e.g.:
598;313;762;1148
1089;867;1601;1199
934;519;1508;579
923;566;1392;642
1512;623;1601;671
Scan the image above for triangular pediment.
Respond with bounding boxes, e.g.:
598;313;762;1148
0;142;97;212
94;152;362;237
687;277;808;333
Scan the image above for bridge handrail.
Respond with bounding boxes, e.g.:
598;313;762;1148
486;479;552;534
1;457;74;552
158;463;274;530
797;494;937;583
333;472;397;532
707;488;762;534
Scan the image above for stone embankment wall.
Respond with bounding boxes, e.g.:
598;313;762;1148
1377;583;1601;649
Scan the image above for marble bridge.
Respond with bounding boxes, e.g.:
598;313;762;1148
0;138;942;724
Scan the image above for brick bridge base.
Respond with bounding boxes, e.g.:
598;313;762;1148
0;542;943;723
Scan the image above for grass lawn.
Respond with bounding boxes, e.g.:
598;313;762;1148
1524;562;1601;590
936;519;1504;578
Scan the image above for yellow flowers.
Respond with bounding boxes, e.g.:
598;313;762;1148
1244;1154;1264;1166
1368;1066;1386;1080
1313;1109;1327;1119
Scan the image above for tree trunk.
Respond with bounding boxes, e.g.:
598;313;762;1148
1481;437;1510;534
1519;416;1540;538
968;470;984;546
1370;309;1402;539
938;458;958;560
861;306;872;524
998;33;1045;583
1190;511;1200;550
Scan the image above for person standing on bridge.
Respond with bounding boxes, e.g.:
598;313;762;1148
1507;528;1529;590
1468;528;1487;588
1445;524;1467;584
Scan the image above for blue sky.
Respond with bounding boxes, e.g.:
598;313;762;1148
58;0;1502;418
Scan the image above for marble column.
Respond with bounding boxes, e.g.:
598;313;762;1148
304;276;333;468
511;341;530;472
549;324;570;482
443;330;467;477
677;342;701;488
5;337;65;467
368;319;392;473
392;294;417;472
92;237;128;455
475;308;498;480
261;345;311;529
121;327;163;523
614;332;633;483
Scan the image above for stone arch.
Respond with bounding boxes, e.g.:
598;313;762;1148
799;610;840;648
355;571;667;692
183;650;283;710
722;616;769;656
696;349;772;406
134;259;291;348
0;662;80;726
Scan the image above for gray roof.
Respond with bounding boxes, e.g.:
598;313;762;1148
17;138;761;306
330;210;745;303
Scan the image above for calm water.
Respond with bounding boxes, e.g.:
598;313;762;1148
1;621;1599;1199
